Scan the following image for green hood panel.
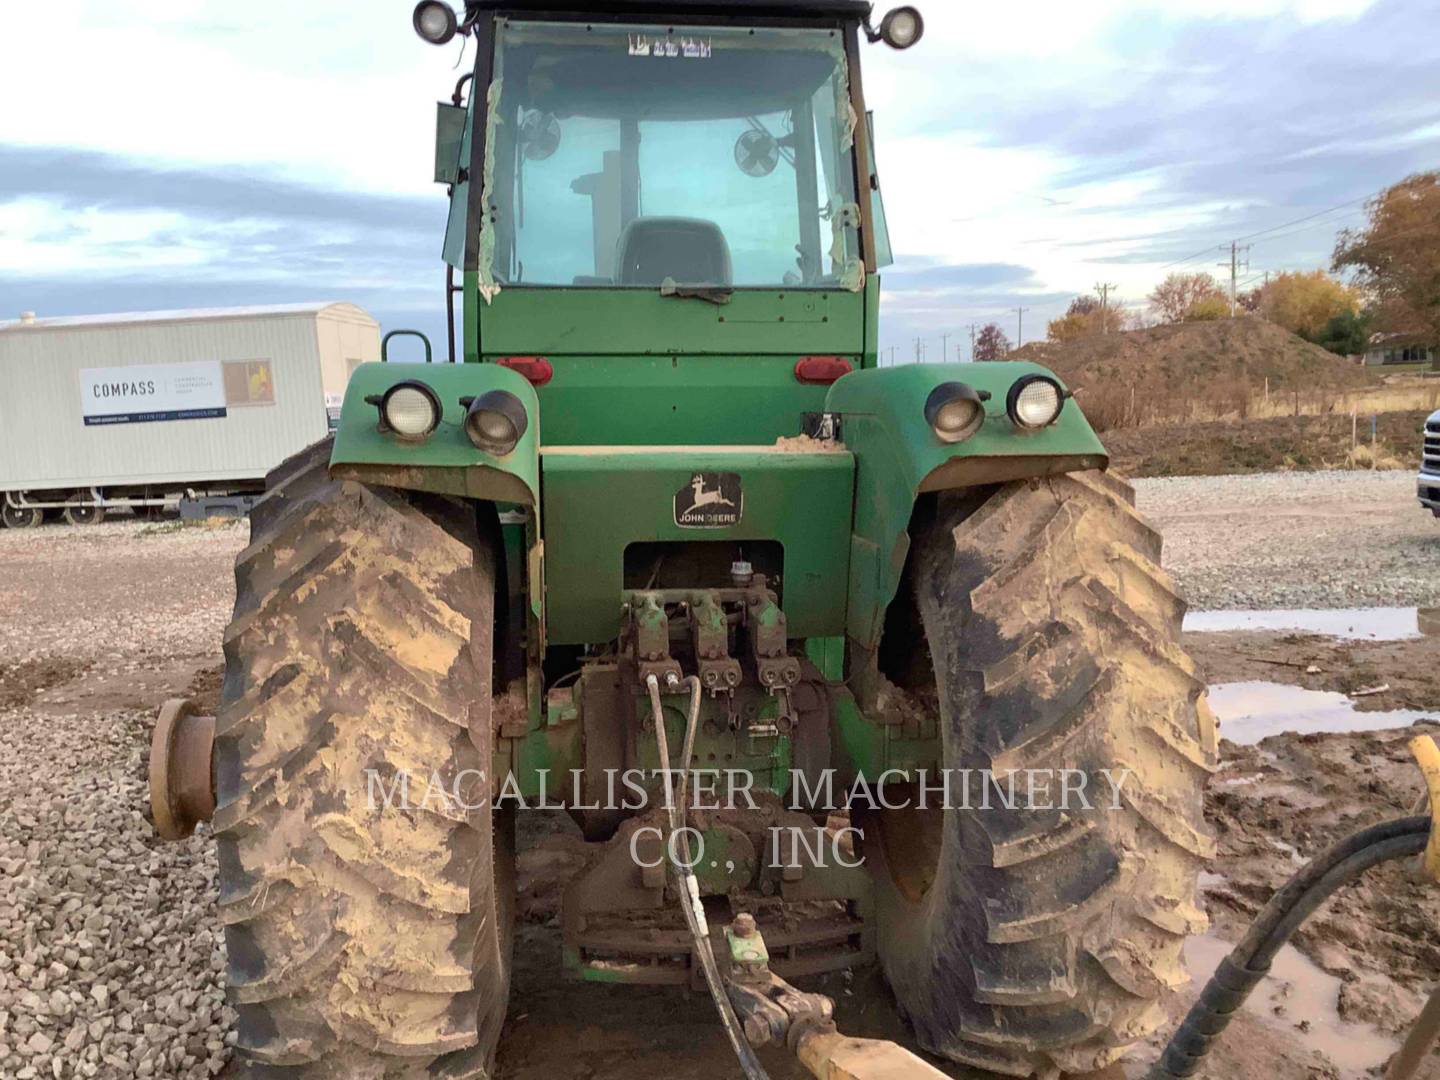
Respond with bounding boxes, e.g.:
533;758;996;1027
541;445;854;646
478;288;865;356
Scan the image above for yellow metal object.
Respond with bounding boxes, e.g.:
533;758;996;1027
795;1030;953;1080
1408;735;1440;882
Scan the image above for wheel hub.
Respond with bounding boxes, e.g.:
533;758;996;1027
149;698;217;841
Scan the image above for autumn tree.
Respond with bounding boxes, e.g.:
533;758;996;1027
1255;270;1360;340
1184;295;1230;322
1148;273;1229;324
1047;294;1126;342
1334;171;1440;347
973;322;1011;361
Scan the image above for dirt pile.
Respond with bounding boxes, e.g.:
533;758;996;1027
1010;317;1375;430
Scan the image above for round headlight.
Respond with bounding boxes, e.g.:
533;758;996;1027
880;6;925;49
413;1;458;45
464;390;529;456
1007;376;1065;430
924;382;986;444
380;382;442;440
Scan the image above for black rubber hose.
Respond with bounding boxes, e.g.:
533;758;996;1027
1148;816;1430;1079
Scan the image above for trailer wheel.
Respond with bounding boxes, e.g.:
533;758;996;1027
1;501;42;529
213;439;514;1078
62;496;104;526
865;472;1216;1078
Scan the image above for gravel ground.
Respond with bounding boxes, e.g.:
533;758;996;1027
1135;468;1440;610
0;521;245;1079
0;470;1434;1078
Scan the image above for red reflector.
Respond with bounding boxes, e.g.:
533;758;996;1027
794;356;854;385
495;356;554;386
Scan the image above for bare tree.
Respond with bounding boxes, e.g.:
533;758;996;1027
974;323;1012;361
1148;272;1227;324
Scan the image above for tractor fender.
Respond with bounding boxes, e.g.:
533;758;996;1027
329;361;539;507
823;362;1108;648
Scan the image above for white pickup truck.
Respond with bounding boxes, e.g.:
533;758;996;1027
1422;409;1440;516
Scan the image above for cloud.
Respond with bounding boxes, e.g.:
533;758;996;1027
3;0;1437;365
0;145;456;353
0;145;442;233
881;262;1041;291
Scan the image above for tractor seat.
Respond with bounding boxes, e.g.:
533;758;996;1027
615;217;732;287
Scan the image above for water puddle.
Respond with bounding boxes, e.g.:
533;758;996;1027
1185;607;1419;640
1206;681;1436;744
1184;933;1400;1074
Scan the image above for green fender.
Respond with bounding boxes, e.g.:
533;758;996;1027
329;362;540;507
824;361;1108;648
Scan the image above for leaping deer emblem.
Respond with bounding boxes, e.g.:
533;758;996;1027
689;474;735;510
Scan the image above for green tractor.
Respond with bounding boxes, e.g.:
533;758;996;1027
148;1;1215;1076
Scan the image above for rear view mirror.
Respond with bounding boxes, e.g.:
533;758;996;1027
434;102;467;185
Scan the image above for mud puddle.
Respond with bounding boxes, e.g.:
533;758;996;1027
1207;680;1436;743
1184;933;1401;1075
1185;607;1420;640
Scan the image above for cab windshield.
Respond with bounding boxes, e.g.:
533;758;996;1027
481;20;863;292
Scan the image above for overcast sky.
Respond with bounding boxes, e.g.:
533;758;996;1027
3;0;1438;362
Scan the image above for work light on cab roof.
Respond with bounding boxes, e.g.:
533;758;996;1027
410;2;925;51
412;1;458;45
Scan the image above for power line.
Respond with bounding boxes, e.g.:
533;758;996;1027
1158;243;1221;272
1234;195;1371;243
1157;193;1377;273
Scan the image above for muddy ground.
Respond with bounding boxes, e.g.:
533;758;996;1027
1189;630;1440;711
1;478;1438;1079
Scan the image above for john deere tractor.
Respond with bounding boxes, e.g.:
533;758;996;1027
147;2;1215;1077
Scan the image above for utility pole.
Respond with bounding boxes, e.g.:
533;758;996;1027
1219;242;1252;317
1014;308;1030;349
1095;282;1119;334
968;324;978;362
940;332;951;363
913;338;926;364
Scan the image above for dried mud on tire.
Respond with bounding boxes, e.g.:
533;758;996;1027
212;440;513;1078
868;471;1216;1077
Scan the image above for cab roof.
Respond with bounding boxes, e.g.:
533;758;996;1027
465;1;873;20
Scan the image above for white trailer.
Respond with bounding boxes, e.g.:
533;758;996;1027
0;302;380;527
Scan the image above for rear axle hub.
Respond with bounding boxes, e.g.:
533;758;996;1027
149;698;217;841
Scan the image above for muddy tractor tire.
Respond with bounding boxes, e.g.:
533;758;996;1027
866;471;1216;1078
212;439;514;1079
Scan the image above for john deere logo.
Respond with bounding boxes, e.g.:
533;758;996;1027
675;473;742;529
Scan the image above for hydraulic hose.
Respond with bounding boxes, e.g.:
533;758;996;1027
646;674;772;1080
1148;816;1430;1079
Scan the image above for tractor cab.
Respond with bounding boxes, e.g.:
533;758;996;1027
425;0;918;398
